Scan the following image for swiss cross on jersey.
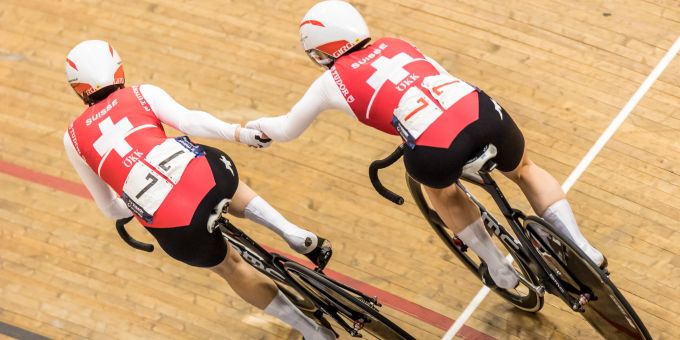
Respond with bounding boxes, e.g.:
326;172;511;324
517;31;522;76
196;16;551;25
93;116;134;158
68;86;167;193
331;37;479;148
67;86;215;228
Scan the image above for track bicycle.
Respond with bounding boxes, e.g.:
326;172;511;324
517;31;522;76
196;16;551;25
369;143;651;340
115;215;414;340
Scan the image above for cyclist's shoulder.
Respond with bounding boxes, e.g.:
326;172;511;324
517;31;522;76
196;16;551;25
134;83;163;98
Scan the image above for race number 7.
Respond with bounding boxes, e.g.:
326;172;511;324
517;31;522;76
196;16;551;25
135;173;158;199
404;98;430;121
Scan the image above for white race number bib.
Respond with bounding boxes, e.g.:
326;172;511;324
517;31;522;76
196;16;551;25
421;74;475;110
393;87;443;140
392;74;476;147
122;138;199;222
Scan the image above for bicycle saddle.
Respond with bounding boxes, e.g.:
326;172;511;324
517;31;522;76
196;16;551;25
461;144;498;184
207;198;231;233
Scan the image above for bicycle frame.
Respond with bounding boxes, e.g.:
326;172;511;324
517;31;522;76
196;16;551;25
115;216;383;337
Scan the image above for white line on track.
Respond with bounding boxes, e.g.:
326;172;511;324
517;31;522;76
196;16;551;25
442;36;680;340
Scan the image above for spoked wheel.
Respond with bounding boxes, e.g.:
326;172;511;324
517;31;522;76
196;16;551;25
406;175;544;312
525;216;652;340
283;262;415;340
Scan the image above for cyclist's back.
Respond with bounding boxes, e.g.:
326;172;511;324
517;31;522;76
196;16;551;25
330;37;478;150
68;85;216;228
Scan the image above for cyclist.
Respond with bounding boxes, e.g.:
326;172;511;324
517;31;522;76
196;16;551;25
63;40;334;340
246;0;605;289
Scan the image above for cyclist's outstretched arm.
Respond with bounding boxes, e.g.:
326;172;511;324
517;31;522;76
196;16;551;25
245;71;351;142
63;132;132;220
139;84;270;148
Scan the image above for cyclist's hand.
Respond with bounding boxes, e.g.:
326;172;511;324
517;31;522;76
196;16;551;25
244;119;264;133
237;126;272;149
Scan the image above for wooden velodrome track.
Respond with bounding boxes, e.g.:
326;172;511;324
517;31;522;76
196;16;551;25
1;0;679;339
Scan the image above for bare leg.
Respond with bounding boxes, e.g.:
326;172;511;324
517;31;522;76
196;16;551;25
424;184;480;233
424;184;519;289
501;151;564;215
502;150;604;265
211;242;277;308
228;180;258;218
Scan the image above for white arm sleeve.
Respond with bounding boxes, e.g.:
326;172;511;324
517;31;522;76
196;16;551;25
139;84;239;141
63;133;132;220
245;71;353;142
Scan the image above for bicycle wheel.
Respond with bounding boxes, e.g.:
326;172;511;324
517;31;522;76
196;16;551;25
525;216;651;340
283;262;415;340
277;281;317;313
406;175;543;312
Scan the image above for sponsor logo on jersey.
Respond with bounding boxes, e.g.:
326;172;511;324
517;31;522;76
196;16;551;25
395;73;420;92
85;98;119;126
122;149;145;168
350;43;389;69
132;86;152;112
330;66;355;103
68;123;82;155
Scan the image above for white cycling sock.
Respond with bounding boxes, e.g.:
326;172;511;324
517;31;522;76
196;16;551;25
264;290;334;340
542;199;603;266
244;196;318;254
457;218;518;289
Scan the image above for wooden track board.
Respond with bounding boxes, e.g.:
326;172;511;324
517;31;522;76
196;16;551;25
1;0;679;339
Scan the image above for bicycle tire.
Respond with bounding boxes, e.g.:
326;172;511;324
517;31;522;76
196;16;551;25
283;262;415;340
525;216;651;340
406;175;544;312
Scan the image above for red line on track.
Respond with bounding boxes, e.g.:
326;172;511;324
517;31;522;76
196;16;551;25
0;160;495;340
0;161;91;199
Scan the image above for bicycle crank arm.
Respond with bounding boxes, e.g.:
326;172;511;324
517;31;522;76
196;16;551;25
518;275;545;297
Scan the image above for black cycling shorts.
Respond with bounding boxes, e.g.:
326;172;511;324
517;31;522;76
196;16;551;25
403;90;525;189
145;144;238;268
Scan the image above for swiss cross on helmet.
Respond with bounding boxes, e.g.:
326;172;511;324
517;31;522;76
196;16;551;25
65;40;125;105
299;0;371;68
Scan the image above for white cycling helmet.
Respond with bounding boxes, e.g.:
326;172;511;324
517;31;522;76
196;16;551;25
299;0;370;67
65;40;125;104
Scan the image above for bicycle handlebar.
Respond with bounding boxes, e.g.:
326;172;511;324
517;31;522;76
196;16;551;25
116;216;154;252
369;144;406;205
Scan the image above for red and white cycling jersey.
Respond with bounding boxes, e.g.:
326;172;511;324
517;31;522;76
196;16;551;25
248;38;480;149
331;38;479;148
67;86;215;228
